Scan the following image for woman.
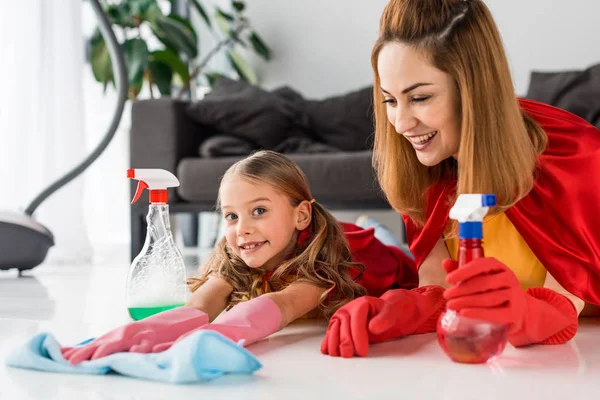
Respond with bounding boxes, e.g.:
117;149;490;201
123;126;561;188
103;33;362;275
321;0;600;358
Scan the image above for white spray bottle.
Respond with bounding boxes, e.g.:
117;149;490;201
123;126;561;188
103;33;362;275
126;168;188;320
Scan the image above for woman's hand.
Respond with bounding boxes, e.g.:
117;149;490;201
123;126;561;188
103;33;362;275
442;257;579;346
321;286;446;358
443;257;527;331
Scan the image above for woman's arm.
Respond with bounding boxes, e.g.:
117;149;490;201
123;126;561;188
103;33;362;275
418;238;451;288
264;282;326;328
544;271;600;317
185;275;233;321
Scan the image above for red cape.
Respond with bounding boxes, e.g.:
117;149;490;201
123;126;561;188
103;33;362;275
403;99;600;306
342;222;418;297
297;222;418;298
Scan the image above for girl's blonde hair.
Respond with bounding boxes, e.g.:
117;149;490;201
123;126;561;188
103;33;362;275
372;0;547;232
187;150;366;318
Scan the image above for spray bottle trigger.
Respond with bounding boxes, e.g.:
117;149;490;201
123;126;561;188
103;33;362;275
131;180;149;204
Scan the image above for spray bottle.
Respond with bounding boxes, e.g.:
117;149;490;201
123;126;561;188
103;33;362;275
437;194;508;364
126;168;188;320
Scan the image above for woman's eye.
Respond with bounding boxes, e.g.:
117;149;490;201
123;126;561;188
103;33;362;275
253;207;266;216
411;96;430;103
225;213;238;221
382;98;396;105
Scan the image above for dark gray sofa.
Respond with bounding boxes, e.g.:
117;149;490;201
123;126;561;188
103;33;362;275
129;94;390;260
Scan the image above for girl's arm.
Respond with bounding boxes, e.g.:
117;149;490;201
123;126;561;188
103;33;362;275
418;238;451;288
186;275;233;321
263;282;326;328
175;281;325;348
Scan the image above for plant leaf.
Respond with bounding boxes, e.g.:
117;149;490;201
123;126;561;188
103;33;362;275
232;1;245;12
106;3;136;28
215;8;234;22
129;0;157;16
214;9;232;35
189;0;212;28
168;14;198;48
90;28;114;90
148;60;173;96
142;2;163;24
150;49;189;81
128;75;144;99
123;38;150;86
227;49;257;84
249;31;271;61
150;15;198;59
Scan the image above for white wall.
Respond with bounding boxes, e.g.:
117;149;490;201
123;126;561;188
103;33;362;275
244;0;389;98
244;0;600;98
486;0;600;95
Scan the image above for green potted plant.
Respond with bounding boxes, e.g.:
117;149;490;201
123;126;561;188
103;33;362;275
90;0;271;99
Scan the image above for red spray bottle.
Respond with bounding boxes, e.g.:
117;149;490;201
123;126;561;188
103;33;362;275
437;194;508;363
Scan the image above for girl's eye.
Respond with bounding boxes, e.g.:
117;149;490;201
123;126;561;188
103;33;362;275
382;98;396;105
253;207;266;216
411;96;430;103
225;213;238;221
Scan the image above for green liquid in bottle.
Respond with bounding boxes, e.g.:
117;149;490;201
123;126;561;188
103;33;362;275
128;304;185;320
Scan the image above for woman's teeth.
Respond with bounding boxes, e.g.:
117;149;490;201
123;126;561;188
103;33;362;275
407;131;438;145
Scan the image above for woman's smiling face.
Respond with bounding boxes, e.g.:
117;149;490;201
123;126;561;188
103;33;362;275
377;41;462;166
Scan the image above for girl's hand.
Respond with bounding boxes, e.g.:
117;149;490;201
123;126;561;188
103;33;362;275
61;307;208;364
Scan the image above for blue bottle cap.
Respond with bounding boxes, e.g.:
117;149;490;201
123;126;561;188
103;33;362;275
481;194;496;207
459;221;483;239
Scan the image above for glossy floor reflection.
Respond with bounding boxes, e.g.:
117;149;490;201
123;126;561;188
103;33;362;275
1;257;599;400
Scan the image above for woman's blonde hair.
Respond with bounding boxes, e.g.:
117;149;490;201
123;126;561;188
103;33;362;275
188;150;366;318
372;0;547;231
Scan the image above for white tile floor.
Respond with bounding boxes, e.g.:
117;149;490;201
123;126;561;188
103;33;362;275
1;250;600;400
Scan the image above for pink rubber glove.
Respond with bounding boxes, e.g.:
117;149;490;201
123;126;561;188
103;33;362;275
444;258;578;346
62;306;208;364
152;296;283;352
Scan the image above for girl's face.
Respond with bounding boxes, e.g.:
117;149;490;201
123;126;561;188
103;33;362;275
219;177;311;271
377;42;461;166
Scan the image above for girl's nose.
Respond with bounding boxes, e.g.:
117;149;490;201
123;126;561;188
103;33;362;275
236;217;255;236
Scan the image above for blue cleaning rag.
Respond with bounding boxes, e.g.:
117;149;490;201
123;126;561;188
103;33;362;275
5;330;262;384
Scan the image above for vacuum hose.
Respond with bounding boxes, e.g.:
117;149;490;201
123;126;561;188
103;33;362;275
25;0;128;216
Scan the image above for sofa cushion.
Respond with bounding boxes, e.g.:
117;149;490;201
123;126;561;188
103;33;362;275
282;86;376;152
526;63;600;128
186;77;311;149
176;151;388;206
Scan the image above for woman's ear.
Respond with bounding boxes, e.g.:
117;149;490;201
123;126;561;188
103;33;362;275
295;200;312;231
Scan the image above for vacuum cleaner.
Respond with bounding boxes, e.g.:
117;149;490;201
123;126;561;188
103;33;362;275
0;0;127;276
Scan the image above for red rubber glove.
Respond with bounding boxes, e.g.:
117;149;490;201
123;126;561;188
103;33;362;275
443;258;578;346
320;285;446;358
61;306;209;364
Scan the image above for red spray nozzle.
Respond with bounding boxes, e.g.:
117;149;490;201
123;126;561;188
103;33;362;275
131;180;149;204
127;168;180;204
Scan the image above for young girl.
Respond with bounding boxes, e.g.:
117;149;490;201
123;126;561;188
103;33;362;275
321;0;600;358
63;150;416;364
